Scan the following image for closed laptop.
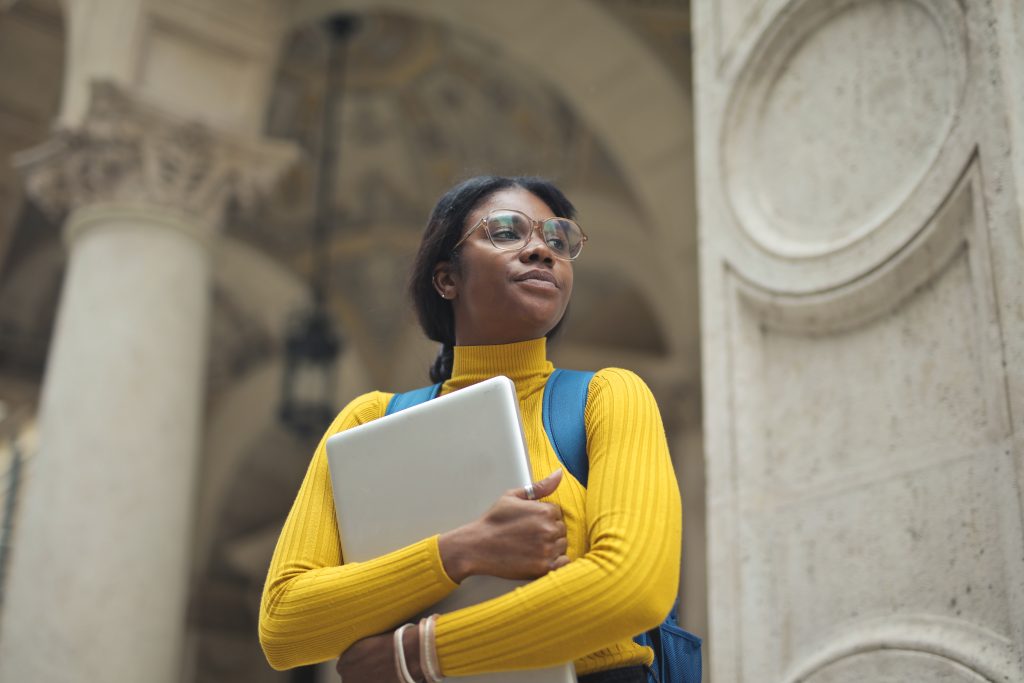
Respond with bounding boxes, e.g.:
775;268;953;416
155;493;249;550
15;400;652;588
326;375;577;683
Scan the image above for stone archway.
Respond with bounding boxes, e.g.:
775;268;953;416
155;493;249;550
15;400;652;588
290;0;695;256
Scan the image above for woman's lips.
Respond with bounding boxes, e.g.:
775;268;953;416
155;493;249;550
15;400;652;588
514;269;559;288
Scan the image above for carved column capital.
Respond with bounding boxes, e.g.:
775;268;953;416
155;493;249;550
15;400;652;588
15;81;297;231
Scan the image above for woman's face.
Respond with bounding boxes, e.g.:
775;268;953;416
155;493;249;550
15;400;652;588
436;187;574;346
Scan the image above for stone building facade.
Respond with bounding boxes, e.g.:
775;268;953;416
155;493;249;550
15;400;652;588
0;1;1021;682
694;1;1024;681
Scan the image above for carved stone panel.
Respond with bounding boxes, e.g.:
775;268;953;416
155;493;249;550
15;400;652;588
722;173;1022;681
694;0;1024;681
720;0;972;291
729;1;964;251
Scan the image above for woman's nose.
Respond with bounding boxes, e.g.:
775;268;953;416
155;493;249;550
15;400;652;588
519;231;555;264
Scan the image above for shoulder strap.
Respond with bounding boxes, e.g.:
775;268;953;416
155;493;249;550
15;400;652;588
385;383;442;416
542;369;595;488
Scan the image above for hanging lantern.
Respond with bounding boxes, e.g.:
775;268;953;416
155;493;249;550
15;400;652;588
279;299;342;437
278;15;357;438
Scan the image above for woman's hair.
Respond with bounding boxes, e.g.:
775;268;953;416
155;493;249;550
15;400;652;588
409;175;577;383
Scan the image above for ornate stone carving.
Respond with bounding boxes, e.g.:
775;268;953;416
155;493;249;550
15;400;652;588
715;0;770;66
719;0;972;293
14;81;296;228
716;162;1019;683
780;615;1024;683
732;162;986;335
697;2;1024;682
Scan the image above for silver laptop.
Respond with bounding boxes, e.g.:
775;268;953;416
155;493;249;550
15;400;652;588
326;375;577;683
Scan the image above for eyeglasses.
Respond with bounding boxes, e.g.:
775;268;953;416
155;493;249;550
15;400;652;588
452;209;588;261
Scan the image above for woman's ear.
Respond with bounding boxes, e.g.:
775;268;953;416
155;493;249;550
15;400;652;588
433;261;457;300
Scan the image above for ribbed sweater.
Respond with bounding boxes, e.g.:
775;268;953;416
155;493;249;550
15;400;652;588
259;338;682;676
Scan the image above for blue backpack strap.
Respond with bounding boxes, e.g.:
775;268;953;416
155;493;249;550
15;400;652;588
542;369;595;487
385;383;442;416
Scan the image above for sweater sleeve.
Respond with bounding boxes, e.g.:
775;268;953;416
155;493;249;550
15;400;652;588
258;391;460;670
432;368;682;675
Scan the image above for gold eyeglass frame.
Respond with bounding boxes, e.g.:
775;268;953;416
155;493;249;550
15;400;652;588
452;209;589;261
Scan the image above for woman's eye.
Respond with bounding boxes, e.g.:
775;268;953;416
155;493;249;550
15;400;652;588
546;237;566;250
492;228;520;241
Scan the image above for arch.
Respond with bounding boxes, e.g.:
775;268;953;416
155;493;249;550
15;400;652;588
565;187;695;359
211;235;309;341
289;0;696;262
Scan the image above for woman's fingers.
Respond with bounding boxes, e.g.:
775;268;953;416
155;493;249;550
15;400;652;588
514;468;563;500
549;554;571;571
539;516;566;542
452;468;573;581
532;468;563;499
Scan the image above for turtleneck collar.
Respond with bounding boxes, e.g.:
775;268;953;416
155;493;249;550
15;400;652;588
444;337;553;393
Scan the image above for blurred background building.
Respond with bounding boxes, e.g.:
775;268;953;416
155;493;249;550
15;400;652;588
0;1;1022;682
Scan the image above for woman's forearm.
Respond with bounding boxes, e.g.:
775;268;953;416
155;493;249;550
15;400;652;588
433;502;679;675
260;534;457;670
258;392;459;671
432;368;682;676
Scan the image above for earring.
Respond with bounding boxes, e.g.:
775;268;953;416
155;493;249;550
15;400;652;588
434;276;450;300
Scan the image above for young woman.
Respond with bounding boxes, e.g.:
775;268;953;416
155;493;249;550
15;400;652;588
259;176;682;683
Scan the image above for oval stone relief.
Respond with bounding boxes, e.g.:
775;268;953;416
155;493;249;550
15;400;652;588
802;650;990;683
725;0;966;257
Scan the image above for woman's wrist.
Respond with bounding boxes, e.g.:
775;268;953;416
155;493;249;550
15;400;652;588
437;525;478;583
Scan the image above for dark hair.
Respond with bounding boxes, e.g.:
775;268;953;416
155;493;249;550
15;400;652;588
409;175;577;382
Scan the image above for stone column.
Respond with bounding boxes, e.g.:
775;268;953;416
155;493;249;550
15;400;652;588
0;82;292;683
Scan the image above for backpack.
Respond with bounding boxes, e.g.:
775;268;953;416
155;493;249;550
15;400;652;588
386;369;703;683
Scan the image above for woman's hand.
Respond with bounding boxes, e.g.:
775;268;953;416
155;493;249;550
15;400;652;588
438;469;569;582
336;627;422;683
336;471;568;679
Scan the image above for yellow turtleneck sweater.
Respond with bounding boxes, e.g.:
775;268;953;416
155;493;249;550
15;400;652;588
259;338;682;676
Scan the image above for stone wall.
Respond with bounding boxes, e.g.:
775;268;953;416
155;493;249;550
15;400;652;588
694;1;1024;681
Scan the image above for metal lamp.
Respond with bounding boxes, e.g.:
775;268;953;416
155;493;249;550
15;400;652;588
279;15;358;439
